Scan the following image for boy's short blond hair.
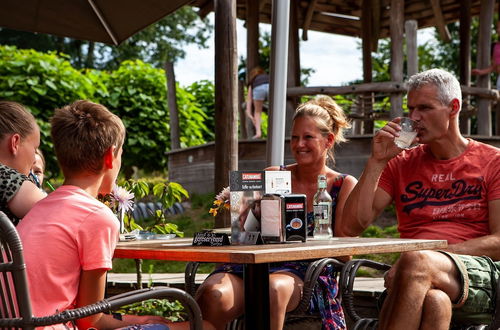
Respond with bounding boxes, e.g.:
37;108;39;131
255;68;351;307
51;100;125;176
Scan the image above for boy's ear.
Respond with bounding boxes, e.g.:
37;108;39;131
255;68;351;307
8;134;21;155
103;146;115;169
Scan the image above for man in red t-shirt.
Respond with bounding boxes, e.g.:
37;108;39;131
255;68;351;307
339;69;500;329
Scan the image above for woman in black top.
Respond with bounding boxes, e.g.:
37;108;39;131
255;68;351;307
0;101;46;224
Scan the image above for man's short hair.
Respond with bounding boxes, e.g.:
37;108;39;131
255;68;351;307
407;69;462;109
51;100;125;176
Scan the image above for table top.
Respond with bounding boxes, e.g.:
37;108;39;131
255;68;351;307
114;237;447;264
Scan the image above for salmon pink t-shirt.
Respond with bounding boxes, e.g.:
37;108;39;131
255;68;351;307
17;185;119;328
379;140;500;244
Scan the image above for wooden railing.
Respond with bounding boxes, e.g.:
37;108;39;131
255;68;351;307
287;81;500;136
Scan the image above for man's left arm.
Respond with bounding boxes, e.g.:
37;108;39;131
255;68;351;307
446;199;500;260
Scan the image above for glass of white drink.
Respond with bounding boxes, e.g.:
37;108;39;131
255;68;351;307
394;117;418;149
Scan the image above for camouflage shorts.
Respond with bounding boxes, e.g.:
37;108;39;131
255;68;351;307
440;251;500;325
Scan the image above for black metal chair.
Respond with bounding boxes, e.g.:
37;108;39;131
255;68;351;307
185;257;345;329
0;211;203;330
339;258;500;330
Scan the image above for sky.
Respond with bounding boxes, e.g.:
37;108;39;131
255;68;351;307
175;13;435;88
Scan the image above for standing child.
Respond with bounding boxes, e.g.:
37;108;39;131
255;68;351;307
18;101;209;330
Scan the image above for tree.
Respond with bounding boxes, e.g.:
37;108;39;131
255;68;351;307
96;7;212;69
0;6;212;69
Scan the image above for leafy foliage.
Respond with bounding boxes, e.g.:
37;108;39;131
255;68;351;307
185;80;216;141
103;60;171;174
0;46;212;176
116;298;186;322
100;7;212;69
119;178;189;235
0;45;100;174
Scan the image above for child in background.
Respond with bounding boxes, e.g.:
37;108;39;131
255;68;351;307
18;100;211;330
30;148;45;190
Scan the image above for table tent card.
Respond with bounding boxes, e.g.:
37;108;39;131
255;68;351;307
229;170;291;245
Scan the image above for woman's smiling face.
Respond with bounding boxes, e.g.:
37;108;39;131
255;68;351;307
290;116;331;166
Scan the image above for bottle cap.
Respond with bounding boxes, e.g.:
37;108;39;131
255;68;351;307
317;174;327;188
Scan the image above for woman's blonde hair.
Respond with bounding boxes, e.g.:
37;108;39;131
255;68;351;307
0;101;37;140
293;96;351;162
248;66;266;85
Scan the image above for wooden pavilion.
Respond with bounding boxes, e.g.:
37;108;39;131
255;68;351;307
164;0;500;226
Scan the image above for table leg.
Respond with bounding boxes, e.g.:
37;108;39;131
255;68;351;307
244;263;270;330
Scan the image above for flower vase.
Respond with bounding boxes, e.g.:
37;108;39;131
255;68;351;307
117;208;126;234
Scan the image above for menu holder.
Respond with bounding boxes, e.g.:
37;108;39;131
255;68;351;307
192;230;230;246
239;231;264;245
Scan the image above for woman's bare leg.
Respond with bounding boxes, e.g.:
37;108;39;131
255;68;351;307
196;273;244;330
252;99;264;138
269;272;304;330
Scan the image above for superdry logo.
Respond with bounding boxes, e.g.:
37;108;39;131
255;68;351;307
242;173;262;180
401;179;482;214
286;203;304;210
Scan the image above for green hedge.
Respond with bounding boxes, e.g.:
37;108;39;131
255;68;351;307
0;45;213;176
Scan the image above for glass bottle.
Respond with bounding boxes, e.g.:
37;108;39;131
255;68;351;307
313;174;333;239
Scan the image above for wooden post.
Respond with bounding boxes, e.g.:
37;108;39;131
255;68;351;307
286;0;300;136
405;20;418;77
214;0;238;228
459;0;472;134
390;0;404;119
372;0;381;52
165;61;180;150
361;0;373;134
238;79;249;139
476;0;495;136
246;0;260;77
246;0;259;138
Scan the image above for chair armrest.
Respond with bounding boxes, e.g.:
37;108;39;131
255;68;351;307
185;261;201;297
0;287;203;330
289;258;345;315
339;259;391;322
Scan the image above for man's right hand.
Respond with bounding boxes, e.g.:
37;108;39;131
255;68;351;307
371;118;405;163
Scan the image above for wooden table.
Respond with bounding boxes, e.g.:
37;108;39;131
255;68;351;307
114;237;447;330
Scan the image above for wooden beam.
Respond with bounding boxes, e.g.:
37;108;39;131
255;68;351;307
476;0;495;136
246;0;260;79
259;0;267;12
459;0;472;134
197;0;214;19
390;0;404;119
287;81;408;97
405;20;418;77
371;0;381;51
165;61;180;150
429;0;451;42
214;0;238;227
360;0;374;134
301;0;318;41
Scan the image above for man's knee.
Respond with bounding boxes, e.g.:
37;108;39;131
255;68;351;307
397;250;437;273
424;289;452;309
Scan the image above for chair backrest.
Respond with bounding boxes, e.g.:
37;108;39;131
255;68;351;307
0;211;33;324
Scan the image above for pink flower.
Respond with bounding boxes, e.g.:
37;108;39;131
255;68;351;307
111;185;135;213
